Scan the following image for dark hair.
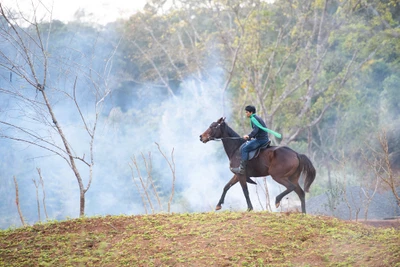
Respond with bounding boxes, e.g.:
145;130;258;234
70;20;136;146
245;105;256;113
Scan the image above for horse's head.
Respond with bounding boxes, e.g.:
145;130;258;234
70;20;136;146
199;117;226;143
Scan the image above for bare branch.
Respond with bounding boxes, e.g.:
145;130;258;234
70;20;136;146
37;167;48;220
32;178;41;222
13;175;26;226
129;160;149;214
130;155;155;214
155;142;176;213
142;152;162;211
130;39;176;98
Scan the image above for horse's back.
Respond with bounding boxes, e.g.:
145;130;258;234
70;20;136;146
270;146;298;161
261;145;297;160
259;146;299;177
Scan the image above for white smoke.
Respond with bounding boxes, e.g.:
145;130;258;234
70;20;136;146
1;67;288;229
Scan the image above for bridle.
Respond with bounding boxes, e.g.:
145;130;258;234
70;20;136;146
207;122;242;141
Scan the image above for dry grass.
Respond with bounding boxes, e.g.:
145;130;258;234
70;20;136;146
1;212;399;266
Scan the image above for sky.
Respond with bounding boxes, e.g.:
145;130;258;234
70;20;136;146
3;0;150;24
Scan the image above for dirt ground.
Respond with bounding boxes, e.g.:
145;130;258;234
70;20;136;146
359;219;400;229
1;213;400;266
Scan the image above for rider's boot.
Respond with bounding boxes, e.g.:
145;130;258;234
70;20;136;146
230;160;248;175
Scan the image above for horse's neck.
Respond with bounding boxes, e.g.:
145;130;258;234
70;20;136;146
221;127;243;160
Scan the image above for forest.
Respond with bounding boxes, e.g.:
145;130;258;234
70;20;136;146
0;0;399;229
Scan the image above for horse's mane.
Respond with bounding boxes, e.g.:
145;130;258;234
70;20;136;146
223;122;241;138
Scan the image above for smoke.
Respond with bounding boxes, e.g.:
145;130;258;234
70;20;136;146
1;63;288;228
0;19;286;230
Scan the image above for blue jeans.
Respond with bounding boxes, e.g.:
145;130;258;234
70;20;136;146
241;139;269;161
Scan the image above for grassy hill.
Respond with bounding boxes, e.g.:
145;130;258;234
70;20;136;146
1;212;399;266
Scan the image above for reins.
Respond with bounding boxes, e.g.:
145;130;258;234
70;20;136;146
211;137;242;141
210;122;243;141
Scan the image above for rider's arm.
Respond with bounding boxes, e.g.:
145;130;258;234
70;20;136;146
248;121;260;139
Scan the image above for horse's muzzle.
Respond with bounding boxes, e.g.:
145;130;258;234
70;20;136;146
199;135;208;143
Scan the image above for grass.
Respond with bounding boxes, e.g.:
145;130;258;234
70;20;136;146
0;212;399;266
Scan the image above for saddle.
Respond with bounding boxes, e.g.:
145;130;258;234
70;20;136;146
241;140;271;161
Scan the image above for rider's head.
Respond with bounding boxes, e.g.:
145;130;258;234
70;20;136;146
245;105;256;114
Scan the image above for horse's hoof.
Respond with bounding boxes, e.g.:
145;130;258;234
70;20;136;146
275;202;280;208
216;206;222;210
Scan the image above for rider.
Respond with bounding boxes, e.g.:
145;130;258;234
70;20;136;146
230;105;270;175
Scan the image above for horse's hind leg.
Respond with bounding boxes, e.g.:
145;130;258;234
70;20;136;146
294;185;306;213
289;171;306;213
216;175;238;210
274;177;296;210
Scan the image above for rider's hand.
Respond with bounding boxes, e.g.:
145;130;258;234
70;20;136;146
243;135;250;140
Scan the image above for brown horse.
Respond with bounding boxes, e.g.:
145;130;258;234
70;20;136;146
199;117;316;213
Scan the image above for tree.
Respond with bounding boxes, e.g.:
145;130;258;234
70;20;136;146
365;131;400;207
0;3;119;217
119;0;261;115
121;0;399;207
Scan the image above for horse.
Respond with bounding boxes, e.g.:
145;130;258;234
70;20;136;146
199;117;316;213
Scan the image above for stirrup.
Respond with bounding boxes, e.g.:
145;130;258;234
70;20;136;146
230;164;245;174
230;167;245;174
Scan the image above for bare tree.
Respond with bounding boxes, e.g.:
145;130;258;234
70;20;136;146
130;144;176;214
32;178;41;222
13;176;26;226
0;3;118;217
155;142;176;213
130;154;157;214
365;131;400;207
36;167;49;220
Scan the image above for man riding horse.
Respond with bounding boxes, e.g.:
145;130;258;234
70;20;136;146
230;105;270;175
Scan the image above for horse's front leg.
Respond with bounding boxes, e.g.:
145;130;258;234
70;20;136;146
216;175;239;210
238;174;253;211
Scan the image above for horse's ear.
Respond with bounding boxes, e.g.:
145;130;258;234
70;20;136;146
217;117;224;123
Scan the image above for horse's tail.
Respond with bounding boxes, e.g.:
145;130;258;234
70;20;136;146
298;154;316;192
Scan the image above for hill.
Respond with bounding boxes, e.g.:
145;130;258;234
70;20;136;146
1;212;399;266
